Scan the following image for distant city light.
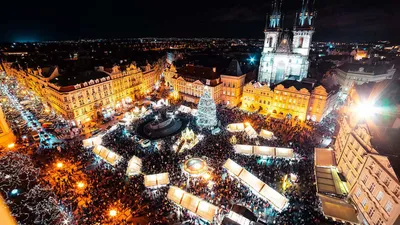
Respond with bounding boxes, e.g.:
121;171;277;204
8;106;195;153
248;56;256;64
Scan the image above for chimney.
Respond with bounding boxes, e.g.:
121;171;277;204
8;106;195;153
212;67;217;72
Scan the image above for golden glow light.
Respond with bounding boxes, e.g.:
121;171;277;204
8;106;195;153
56;162;64;168
77;181;85;189
355;103;377;118
109;209;117;217
203;172;211;180
7;143;15;148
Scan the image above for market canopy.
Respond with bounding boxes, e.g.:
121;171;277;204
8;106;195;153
223;159;289;212
126;156;142;176
259;129;274;140
167;186;218;222
144;173;170;188
315;167;348;196
82;132;105;148
244;124;257;139
314;148;336;167
234;145;294;159
227;123;245;132
92;145;122;166
319;195;359;224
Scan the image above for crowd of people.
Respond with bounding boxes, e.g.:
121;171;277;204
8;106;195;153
2;92;343;225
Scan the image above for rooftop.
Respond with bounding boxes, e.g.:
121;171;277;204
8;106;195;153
338;62;394;75
49;70;110;87
177;66;220;80
224;59;243;76
273;80;314;92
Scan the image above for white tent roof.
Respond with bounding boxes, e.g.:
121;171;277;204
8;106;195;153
144;173;170;188
126;156;142;176
259;129;274;140
254;146;275;156
234;145;294;159
82;133;104;148
244;124;257;139
223;159;289;212
92;145;122;166
234;144;253;155
167;186;218;222
227;123;245;132
275;148;294;159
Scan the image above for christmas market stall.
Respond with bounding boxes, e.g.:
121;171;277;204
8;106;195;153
144;173;170;188
126;156;142;176
92;145;122;166
167;186;218;223
223;159;289;212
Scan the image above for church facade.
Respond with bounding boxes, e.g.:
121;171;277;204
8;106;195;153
259;0;316;85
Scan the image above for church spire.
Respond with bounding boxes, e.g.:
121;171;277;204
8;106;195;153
295;0;316;30
266;0;283;30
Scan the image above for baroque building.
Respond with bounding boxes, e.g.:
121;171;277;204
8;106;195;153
259;0;316;84
1;61;162;126
241;79;338;122
333;81;400;225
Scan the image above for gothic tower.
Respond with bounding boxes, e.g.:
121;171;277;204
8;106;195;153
292;0;316;56
262;0;283;53
258;0;317;85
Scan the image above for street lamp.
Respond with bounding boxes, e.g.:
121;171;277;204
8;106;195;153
354;102;377;119
76;181;85;189
56;162;64;169
109;209;117;217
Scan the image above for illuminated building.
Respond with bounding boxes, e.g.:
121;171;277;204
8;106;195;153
170;65;222;103
220;59;247;107
0;106;16;148
333;81;400;225
2;62;161;125
241;79;338;122
258;0;315;84
335;63;395;98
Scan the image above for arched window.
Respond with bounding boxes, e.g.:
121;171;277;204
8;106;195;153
268;37;273;48
298;37;304;48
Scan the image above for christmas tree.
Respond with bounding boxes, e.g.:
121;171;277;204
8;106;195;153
196;88;218;129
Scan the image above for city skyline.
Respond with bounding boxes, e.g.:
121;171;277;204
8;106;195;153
1;0;399;43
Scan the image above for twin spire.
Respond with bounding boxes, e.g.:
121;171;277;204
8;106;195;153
265;0;316;31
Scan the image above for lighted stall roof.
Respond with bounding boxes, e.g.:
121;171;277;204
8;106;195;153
223;159;289;212
144;173;170;188
167;186;218;222
92;145;122;166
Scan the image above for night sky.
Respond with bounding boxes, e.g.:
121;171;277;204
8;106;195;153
1;0;398;43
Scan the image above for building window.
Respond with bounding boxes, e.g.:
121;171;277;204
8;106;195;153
369;183;376;193
361;198;368;207
362;175;368;184
385;201;393;214
393;186;400;196
368;207;375;218
376;218;384;225
376;191;384;202
355;187;362;198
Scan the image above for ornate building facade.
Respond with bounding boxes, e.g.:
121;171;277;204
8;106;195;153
333;81;400;225
241;79;337;122
2;62;162;125
258;0;316;84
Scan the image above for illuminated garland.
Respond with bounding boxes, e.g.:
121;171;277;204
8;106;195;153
0;152;70;225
